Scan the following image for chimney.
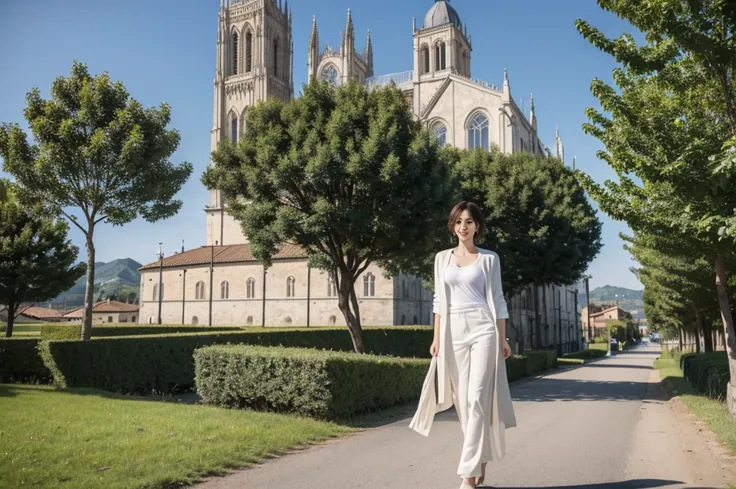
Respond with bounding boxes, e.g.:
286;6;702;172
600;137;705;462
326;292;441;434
107;298;111;304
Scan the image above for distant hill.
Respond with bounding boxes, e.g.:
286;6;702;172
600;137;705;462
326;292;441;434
47;258;142;308
578;285;645;319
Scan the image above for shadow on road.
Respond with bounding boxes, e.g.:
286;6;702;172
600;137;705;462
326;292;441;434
483;480;686;488
511;377;656;402
582;363;653;370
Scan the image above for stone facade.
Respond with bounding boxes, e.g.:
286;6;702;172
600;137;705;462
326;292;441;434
138;0;580;337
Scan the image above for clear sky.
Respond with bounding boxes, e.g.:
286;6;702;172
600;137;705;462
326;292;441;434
0;0;643;291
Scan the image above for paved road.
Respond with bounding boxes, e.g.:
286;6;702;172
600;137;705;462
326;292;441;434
196;344;736;489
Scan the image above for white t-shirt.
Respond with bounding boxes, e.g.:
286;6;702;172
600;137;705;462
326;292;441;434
432;253;487;313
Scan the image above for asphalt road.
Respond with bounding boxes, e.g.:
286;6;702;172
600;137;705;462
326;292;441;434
195;344;736;489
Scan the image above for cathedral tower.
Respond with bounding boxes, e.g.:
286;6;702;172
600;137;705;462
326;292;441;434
207;0;293;246
413;0;472;81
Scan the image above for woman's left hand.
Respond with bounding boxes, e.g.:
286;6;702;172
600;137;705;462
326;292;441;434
502;340;512;359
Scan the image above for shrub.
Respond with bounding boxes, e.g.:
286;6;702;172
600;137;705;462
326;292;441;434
505;355;528;382
558;358;584;366
562;349;607;361
39;324;244;340
194;345;429;419
37;328;433;394
683;352;728;401
0;339;51;383
521;351;549;375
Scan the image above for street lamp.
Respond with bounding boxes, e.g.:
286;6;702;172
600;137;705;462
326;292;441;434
157;242;164;325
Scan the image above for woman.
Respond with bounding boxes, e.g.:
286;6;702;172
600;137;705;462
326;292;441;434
410;201;516;489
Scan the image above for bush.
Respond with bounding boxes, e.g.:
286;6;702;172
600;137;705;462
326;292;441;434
505;355;528;382
37;327;433;394
194;345;429;419
39;324;244;340
521;351;549;375
683;352;729;401
0;339;51;383
562;349;607;361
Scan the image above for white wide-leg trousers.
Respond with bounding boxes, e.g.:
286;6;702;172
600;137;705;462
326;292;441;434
447;307;498;479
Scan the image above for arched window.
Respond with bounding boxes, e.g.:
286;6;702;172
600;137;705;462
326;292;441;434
246;277;256;299
286;276;296;297
231;32;240;75
328;276;337;297
284;316;292;325
195;281;206;300
401;314;406;325
434;123;447;146
246;316;253;326
152;283;163;301
273;38;280;78
468;112;489;151
421;45;430;74
192;316;199;325
220;281;229;299
245;31;253;73
321;64;339;86
328;315;337;326
363;273;375;297
435;41;446;71
413;315;418;325
231;115;238;144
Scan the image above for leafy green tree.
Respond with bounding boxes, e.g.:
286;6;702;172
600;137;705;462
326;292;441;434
577;0;736;414
454;149;603;349
0;62;193;340
0;180;86;337
203;81;453;353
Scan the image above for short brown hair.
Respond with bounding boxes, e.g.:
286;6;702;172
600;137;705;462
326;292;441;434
447;201;485;239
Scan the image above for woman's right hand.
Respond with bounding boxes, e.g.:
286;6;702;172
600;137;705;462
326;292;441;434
429;339;439;357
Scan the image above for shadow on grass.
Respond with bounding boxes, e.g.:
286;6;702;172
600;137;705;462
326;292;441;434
483;480;685;489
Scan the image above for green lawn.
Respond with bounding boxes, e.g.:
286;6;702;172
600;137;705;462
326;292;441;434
654;357;736;456
0;384;350;489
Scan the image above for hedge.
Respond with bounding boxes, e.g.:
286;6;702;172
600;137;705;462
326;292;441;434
38;328;432;394
0;339;51;383
683;352;729;401
562;349;608;361
39;324;245;340
194;345;429;419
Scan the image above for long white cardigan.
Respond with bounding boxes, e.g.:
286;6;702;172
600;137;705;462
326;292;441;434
409;248;517;456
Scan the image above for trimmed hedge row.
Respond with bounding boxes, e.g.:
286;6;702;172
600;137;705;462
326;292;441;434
0;339;51;383
39;324;245;340
194;345;429;419
680;351;729;401
563;348;608;361
37;328;433;394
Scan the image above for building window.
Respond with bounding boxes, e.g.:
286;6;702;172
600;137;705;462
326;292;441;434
246;316;253;326
245;31;253;73
246;277;256;299
321;64;339;86
273;38;279;78
468;112;489;151
421;45;430;74
132;316;136;322
152;283;163;301
195;281;206;300
401;314;406;325
284;316;292;325
232;32;240;75
328;276;337;297
192;316;199;325
328;315;337;326
363;273;376;297
434;124;447;146
520;138;527;153
413;315;418;325
107;316;113;323
220;281;229;299
231;118;238;144
286;276;296;298
435;42;446;71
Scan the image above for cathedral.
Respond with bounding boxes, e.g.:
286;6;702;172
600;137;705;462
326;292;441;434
138;0;581;352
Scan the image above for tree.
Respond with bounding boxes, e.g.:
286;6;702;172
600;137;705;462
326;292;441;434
577;0;736;414
202;81;453;353
453;149;603;349
0;180;86;337
0;62;193;340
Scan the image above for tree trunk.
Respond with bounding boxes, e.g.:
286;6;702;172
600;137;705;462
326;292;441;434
336;270;364;354
679;328;684;351
694;327;701;353
5;300;15;338
533;284;542;349
542;285;548;348
82;230;96;341
714;254;736;417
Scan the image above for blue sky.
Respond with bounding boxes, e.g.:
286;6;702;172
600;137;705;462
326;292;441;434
0;0;642;291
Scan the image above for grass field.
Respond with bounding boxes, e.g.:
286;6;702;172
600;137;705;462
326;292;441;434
0;384;350;489
654;355;736;457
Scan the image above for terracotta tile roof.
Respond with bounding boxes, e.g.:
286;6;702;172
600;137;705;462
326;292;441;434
18;306;65;319
138;243;307;271
63;300;139;318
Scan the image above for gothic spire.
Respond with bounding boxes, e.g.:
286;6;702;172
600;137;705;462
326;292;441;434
365;29;373;76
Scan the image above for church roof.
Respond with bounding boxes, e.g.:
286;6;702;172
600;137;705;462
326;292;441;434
423;0;462;30
138;243;307;271
63;300;139;318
